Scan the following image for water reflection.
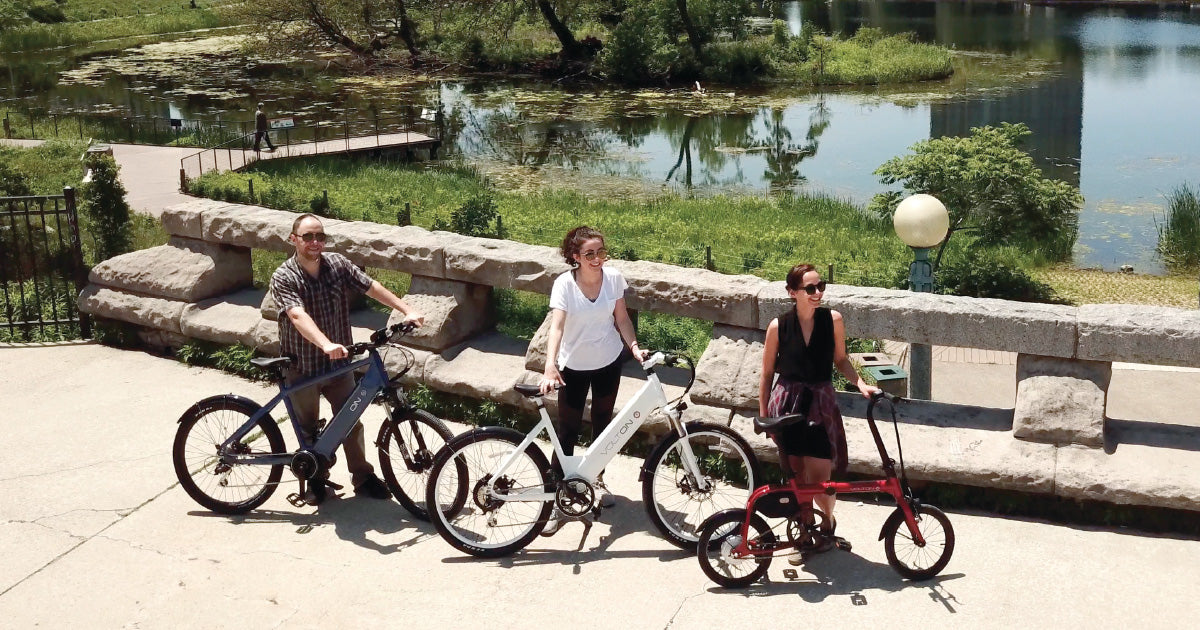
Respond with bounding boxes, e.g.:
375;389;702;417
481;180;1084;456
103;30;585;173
3;1;1199;272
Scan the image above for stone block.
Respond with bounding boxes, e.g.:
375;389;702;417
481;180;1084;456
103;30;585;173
260;291;279;321
1077;304;1200;368
382;344;432;387
179;289;265;347
608;260;767;328
159;198;222;239
77;285;186;333
1013;354;1110;448
422;332;532;408
759;282;1078;357
443;237;567;294
202;205;339;253
691;325;764;410
1055;442;1200;511
729;410;782;466
250;319;280;356
524;312;554;374
88;238;251;302
325;222;452;278
389;276;495;352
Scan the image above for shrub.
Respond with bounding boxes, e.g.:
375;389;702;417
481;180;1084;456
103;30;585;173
434;191;502;238
80;154;132;262
705;40;770;84
0;159;31;195
1156;184;1200;270
596;4;661;84
935;253;1069;304
26;2;65;24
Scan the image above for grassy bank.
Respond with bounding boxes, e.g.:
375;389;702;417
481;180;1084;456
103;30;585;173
1;1;236;53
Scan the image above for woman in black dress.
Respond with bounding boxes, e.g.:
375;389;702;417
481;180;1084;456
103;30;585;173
758;263;878;552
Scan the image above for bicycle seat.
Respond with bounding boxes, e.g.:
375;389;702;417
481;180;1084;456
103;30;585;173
513;384;544;398
251;356;292;372
753;413;809;435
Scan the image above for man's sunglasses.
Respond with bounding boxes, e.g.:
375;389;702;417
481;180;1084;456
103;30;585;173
294;232;328;243
581;248;608;261
798;281;827;295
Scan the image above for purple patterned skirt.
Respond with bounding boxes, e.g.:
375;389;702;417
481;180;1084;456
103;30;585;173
766;378;848;475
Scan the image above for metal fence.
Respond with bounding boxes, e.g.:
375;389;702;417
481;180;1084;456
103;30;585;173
1;188;92;342
179;109;444;182
1;109;247;147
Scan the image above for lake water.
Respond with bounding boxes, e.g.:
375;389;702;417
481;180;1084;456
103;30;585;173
5;1;1199;272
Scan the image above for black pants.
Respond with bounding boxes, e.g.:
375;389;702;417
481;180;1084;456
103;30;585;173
253;130;275;150
557;357;623;456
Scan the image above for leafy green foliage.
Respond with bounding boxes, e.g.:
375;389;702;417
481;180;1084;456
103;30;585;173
1156;184;1200;270
79;154;132;262
176;341;267;381
26;2;66;24
431;191;504;238
935;252;1069;304
871;123;1082;262
0;159;31;195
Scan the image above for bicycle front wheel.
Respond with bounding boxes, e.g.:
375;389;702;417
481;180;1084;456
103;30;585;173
882;503;955;580
172;396;286;514
697;509;776;588
377;408;455;521
426;427;553;558
642;422;762;549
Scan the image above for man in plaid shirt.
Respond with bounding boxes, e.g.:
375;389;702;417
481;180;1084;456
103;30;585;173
271;213;424;505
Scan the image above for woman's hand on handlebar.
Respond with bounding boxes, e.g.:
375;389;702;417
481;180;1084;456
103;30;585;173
857;380;881;399
539;366;564;395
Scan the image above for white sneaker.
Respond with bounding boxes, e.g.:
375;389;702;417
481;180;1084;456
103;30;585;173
540;507;565;537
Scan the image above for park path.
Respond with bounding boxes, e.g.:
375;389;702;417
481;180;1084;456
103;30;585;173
1;342;1199;629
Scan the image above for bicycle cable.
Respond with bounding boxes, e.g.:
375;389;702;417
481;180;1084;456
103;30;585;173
886;397;913;500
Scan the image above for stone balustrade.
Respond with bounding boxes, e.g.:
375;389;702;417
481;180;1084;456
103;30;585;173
79;198;1200;513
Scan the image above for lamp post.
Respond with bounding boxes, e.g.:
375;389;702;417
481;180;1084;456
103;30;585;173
893;193;949;400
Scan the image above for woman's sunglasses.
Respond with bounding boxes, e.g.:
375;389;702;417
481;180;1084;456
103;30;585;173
797;280;827;295
581;248;608;261
294;231;328;243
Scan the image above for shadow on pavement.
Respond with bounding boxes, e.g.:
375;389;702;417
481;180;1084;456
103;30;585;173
438;496;693;570
187;495;439;554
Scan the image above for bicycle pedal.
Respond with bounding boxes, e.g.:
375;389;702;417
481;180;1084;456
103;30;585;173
286;493;306;507
835;537;852;552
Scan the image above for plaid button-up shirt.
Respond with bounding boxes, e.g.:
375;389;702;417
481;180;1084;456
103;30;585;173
270;252;372;376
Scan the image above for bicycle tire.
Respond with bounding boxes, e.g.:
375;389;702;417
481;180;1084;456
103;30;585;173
172;395;286;515
882;503;955;580
426;427;553;558
697;508;776;588
642;422;762;549
376;408;457;521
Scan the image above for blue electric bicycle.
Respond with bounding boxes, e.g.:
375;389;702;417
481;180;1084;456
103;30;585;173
171;322;457;519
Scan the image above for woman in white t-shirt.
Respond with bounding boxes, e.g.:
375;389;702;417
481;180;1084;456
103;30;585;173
538;226;646;528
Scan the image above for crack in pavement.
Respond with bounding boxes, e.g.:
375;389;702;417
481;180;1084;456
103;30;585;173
0;453;159;484
663;587;708;630
0;482;178;599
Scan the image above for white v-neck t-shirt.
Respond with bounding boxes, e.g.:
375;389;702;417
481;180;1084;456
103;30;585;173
549;266;628;371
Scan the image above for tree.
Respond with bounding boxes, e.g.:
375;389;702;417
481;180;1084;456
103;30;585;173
231;0;423;62
532;0;587;60
870;123;1082;262
80;155;132;262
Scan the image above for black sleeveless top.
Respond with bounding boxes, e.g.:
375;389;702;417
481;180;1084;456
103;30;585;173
775;307;834;384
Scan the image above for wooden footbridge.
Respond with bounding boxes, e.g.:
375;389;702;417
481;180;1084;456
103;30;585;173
179;112;442;185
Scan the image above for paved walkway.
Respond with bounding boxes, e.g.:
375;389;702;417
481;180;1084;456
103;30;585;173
2;342;1199;629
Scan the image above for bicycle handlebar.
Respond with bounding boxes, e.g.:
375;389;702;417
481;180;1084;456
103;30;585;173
866;389;903;418
346;322;417;356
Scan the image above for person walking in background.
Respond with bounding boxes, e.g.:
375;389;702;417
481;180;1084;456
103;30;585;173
253;102;276;152
538;225;647;535
271;213;424;504
759;263;878;561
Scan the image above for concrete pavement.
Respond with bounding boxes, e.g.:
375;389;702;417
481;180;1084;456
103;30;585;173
2;342;1199;629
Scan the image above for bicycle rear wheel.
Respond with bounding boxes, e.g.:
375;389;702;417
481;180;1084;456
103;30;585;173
882;504;955;580
642;422;762;549
377;408;456;521
697;508;776;588
426;427;553;558
172;396;285;514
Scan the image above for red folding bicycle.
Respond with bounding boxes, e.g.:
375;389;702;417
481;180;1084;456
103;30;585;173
696;390;955;588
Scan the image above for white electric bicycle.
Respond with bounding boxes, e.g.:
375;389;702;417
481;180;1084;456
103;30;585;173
425;351;763;557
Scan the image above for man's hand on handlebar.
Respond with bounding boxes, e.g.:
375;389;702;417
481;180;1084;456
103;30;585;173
321;342;348;360
401;311;424;327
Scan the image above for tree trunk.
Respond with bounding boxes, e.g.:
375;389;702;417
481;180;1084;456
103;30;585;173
391;0;420;59
535;0;584;59
674;0;704;58
305;0;377;58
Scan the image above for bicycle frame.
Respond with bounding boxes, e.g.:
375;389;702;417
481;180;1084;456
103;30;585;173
217;350;391;468
732;396;926;557
485;354;707;502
